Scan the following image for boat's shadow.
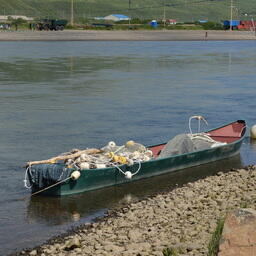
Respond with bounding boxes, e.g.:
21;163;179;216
26;154;242;226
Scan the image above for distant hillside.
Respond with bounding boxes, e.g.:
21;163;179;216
0;0;255;23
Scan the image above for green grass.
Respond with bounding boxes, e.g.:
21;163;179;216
208;218;225;256
0;0;256;24
162;247;179;256
240;200;250;208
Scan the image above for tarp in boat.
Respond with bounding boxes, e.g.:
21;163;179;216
28;163;73;189
158;134;213;158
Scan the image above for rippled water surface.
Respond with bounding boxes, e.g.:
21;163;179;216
0;41;256;255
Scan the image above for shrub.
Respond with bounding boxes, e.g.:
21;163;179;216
162;247;179;256
208;218;225;256
201;21;223;30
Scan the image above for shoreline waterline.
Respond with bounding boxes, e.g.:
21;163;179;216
13;165;256;256
0;29;256;41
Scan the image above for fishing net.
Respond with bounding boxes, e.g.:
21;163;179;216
158;133;214;158
28;163;73;189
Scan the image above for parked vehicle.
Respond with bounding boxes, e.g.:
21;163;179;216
35;19;68;31
0;24;11;30
223;20;240;30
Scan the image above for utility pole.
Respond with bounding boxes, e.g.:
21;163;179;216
71;0;74;26
251;18;256;36
163;0;166;28
129;0;131;26
230;0;233;31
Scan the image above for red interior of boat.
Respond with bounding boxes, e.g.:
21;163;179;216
149;121;245;158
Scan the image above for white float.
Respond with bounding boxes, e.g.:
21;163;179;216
250;125;256;139
71;170;81;180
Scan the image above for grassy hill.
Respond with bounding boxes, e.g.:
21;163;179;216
0;0;255;23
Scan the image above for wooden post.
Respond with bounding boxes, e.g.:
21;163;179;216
27;148;101;166
71;0;74;26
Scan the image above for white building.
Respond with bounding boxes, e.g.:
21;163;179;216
103;14;130;22
0;15;34;22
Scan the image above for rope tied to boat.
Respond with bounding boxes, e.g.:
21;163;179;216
29;176;73;197
24;162;80;189
188;115;228;147
113;161;142;179
20;168;81;200
24;165;32;189
188;133;217;143
189;115;208;134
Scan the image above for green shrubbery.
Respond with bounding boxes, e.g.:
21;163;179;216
199;21;224;30
162;247;179;256
208;218;225;256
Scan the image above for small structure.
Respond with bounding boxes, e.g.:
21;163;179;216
0;24;11;30
0;15;33;22
223;20;256;30
238;20;256;30
166;19;177;25
198;19;208;24
104;14;130;22
94;17;105;20
150;20;158;28
223;20;240;29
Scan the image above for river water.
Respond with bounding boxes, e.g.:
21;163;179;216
0;40;256;255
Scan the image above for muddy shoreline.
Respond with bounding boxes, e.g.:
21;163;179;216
13;165;256;256
0;30;256;41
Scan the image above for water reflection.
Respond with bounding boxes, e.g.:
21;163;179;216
0;56;133;84
27;155;242;226
250;139;256;152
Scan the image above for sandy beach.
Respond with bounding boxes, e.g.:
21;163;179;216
14;165;256;256
0;29;256;41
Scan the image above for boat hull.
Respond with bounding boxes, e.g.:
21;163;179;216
37;132;245;196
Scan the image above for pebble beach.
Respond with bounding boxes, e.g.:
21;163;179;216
15;165;256;256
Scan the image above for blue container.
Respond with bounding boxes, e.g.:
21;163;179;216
223;20;240;26
150;20;158;28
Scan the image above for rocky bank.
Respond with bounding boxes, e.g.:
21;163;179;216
17;166;256;256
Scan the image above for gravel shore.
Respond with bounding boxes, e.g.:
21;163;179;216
16;165;256;256
1;30;256;41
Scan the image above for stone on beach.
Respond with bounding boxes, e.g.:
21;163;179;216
63;237;81;251
218;208;256;256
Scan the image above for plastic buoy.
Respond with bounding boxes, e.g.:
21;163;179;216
80;154;88;161
143;156;151;161
250;125;256;139
125;140;135;147
145;150;153;157
71;170;81;180
80;162;90;169
108;141;116;147
72;211;81;221
125;171;132;179
95;164;106;169
127;159;134;166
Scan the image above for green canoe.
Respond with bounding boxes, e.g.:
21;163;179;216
27;120;246;196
